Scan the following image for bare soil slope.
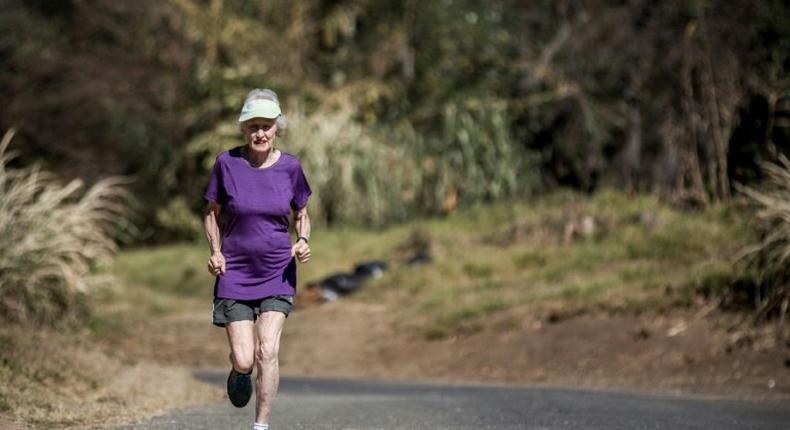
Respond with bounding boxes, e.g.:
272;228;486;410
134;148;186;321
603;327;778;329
280;300;790;401
102;299;790;401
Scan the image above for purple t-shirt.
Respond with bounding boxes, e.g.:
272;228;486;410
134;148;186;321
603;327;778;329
204;147;312;300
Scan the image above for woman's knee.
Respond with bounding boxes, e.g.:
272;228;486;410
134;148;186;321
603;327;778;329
255;340;279;365
231;351;255;373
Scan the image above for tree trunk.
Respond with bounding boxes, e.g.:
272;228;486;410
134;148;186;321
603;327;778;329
699;42;731;199
679;22;708;204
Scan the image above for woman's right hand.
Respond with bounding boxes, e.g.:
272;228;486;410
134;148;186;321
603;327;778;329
207;252;226;276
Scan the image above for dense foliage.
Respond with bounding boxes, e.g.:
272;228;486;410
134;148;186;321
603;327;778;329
0;0;788;240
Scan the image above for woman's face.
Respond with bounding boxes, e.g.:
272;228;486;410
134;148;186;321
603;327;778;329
241;117;278;153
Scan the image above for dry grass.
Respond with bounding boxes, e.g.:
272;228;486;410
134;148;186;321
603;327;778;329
0;128;213;428
0;326;222;429
737;155;790;275
0;129;133;325
736;154;790;322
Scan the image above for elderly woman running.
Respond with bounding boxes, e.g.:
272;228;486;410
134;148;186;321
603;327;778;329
204;88;312;430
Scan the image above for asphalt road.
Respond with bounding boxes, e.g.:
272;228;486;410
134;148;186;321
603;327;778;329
110;372;790;430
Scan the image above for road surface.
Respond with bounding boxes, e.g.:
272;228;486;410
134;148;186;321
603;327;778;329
110;371;790;429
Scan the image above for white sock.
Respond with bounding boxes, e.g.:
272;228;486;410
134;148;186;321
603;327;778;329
253;423;268;430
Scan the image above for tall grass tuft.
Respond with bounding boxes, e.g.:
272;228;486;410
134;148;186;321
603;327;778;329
284;102;536;226
736;154;790;323
417;101;536;211
0;129;132;326
284;107;419;226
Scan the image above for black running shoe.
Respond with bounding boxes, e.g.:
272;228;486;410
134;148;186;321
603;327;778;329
226;368;253;407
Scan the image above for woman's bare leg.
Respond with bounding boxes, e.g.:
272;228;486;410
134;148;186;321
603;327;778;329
254;311;286;424
226;320;256;373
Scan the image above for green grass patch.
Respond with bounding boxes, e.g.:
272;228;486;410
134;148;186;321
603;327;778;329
623;230;706;260
555;278;618;301
513;251;547;269
421;297;511;340
113;244;207;296
111;190;749;340
617;264;660;283
462;262;495;278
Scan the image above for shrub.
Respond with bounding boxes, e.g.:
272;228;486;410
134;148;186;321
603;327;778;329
284;107;417;226
0;130;132;326
736;154;790;322
155;196;204;242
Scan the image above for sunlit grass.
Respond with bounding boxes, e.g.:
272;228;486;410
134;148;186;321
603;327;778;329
114;244;207;296
112;190;749;340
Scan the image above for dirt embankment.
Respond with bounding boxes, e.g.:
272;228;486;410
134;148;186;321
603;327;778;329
281;301;790;401
101;299;790;401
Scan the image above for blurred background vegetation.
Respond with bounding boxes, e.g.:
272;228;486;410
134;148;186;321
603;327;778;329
0;0;788;324
1;3;790;425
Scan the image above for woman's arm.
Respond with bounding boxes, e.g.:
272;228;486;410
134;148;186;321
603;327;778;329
291;206;311;263
204;201;226;274
294;206;311;243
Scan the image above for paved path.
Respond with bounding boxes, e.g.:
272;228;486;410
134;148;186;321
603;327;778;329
111;372;790;429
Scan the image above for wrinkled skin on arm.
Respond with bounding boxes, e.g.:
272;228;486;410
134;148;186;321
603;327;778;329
291;206;311;263
205;201;226;275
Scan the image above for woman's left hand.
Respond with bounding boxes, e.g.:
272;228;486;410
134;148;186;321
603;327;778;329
292;239;311;263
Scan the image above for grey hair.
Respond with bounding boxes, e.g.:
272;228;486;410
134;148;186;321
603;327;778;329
241;88;288;135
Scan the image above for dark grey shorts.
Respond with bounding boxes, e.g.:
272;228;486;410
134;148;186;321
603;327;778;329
212;295;294;328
